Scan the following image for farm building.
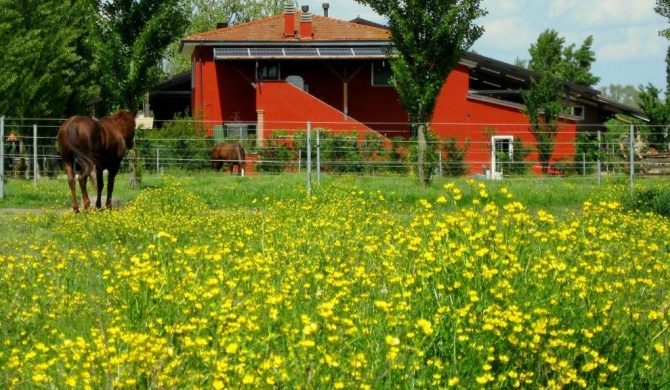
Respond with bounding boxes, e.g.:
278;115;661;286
174;3;643;175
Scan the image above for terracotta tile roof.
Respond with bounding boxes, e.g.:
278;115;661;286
182;13;391;43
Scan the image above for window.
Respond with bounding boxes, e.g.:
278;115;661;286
493;136;513;159
257;63;280;80
372;61;392;86
570;105;585;119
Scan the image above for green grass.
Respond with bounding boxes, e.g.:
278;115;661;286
0;171;631;212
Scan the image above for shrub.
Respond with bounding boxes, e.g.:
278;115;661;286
621;185;670;218
135;114;213;172
440;136;470;177
256;132;297;173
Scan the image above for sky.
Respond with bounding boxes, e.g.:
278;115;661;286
300;0;669;91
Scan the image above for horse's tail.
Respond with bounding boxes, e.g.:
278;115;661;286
64;122;96;179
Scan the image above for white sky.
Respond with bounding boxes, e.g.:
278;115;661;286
301;0;669;90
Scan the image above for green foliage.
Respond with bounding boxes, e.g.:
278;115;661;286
135;114;213;172
599;84;640;107
256;132;297;173
622;185;670;218
0;0;96;117
521;29;600;174
526;29;599;87
389;137;410;174
256;130;410;175
321;132;362;174
522;75;565;174
656;0;670;39
440;137;470;177
637;83;669;151
575;132;602;175
93;0;189;113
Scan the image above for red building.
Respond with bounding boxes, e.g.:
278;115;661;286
179;4;642;175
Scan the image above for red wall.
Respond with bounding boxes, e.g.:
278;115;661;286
257;80;375;135
431;65;576;174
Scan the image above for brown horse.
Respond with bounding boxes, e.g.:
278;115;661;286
211;142;246;176
57;110;136;212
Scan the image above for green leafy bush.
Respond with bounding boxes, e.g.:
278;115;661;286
256;132;297;173
441;136;470;177
622;185;670;218
135;114;213;172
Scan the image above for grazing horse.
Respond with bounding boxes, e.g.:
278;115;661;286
57;110;136;212
211;142;246;176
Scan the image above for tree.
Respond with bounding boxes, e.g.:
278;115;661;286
92;0;189;114
656;0;670;39
0;0;96;118
526;29;599;87
354;0;487;185
637;84;669;151
165;0;286;75
521;74;565;174
599;84;640;107
521;29;599;173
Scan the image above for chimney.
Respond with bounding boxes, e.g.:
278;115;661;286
216;22;228;29
284;2;296;37
322;3;330;17
300;8;313;38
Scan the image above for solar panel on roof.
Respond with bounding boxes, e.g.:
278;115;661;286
249;48;284;57
213;46;396;59
214;48;249;58
352;47;386;56
318;48;354;56
284;48;319;56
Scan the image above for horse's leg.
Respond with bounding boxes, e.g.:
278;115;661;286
63;162;80;213
79;174;91;211
95;166;105;209
105;166;120;210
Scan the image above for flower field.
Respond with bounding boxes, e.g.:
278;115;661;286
0;178;669;388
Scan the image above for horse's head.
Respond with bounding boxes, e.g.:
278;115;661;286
111;110;136;149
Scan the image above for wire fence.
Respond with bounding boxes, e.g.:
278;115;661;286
2;117;669;199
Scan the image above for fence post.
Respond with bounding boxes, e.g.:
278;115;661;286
438;151;443;177
156;148;160;173
629;124;635;196
316;127;321;185
33;124;38;189
306;122;312;197
0;117;4;199
597;130;601;185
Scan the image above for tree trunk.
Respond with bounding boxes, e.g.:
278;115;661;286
417;123;427;185
128;149;138;189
